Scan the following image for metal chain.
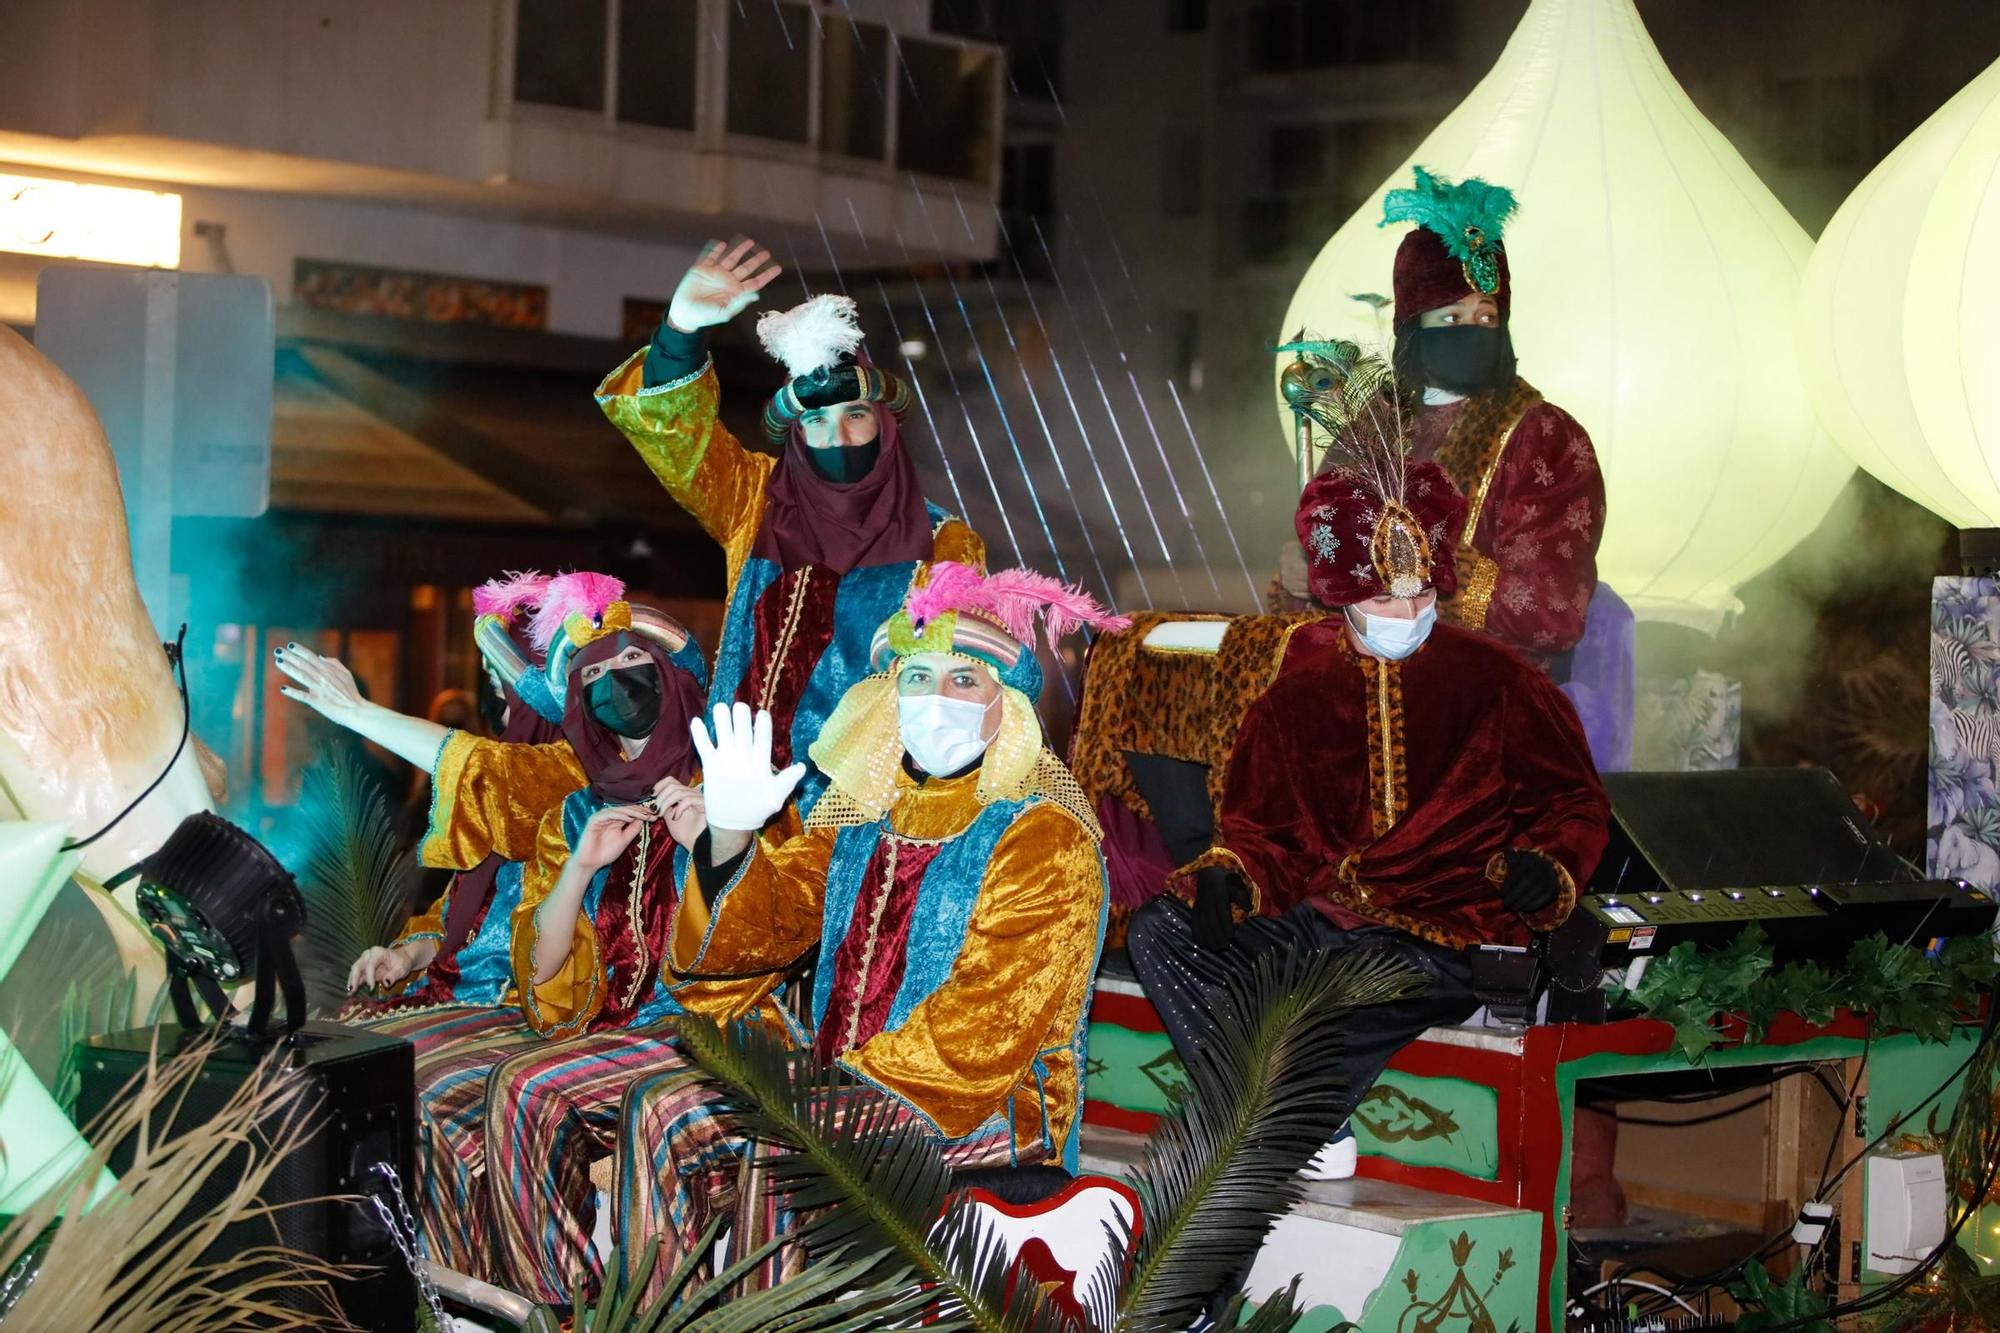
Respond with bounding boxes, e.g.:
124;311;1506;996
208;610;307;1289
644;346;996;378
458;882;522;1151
370;1160;452;1332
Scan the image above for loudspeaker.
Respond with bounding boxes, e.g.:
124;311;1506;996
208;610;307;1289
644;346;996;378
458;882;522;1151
74;1020;416;1332
1591;767;1915;897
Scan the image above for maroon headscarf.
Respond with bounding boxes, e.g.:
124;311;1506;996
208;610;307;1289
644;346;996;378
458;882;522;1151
559;630;705;802
1393;227;1514;329
749;402;936;573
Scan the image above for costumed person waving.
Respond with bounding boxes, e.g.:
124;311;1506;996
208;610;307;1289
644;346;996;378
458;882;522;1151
1275;168;1606;675
1131;363;1608;1183
275;570;582;1038
597;237;985;819
609;564;1125;1297
383;574;729;1297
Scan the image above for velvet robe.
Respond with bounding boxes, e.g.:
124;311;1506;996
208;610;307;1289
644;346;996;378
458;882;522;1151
1193;620;1609;950
594;353;984;813
668;762;1108;1168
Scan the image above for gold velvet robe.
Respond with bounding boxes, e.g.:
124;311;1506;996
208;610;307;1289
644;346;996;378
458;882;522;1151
669;764;1106;1163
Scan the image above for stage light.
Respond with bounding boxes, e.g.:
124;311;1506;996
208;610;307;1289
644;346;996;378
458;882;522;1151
135;812;307;1034
1798;57;2000;531
0;174;182;269
1279;0;1851;627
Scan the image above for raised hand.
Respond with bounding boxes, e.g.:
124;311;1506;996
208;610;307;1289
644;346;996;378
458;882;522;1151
275;643;368;726
688;702;806;833
667;236;783;333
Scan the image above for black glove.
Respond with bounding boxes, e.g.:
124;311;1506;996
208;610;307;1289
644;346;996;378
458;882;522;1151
1498;849;1561;918
1192;866;1247;951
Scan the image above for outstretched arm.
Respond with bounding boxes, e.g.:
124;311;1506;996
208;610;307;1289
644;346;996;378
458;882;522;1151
275;643;443;769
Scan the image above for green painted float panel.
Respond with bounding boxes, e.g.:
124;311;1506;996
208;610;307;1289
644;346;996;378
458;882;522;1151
1353;1211;1541;1333
1350;1069;1500;1181
1085;1022;1185;1116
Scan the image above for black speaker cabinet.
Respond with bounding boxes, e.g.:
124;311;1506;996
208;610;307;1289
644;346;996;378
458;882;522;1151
74;1020;416;1332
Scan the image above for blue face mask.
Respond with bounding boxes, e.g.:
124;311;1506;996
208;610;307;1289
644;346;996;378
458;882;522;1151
1344;602;1437;660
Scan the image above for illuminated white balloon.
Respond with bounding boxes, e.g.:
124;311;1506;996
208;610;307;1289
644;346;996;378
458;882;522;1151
1799;56;2000;530
1281;0;1850;625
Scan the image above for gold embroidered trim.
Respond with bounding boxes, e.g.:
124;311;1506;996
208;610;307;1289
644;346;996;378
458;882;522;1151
1360;656;1408;838
1456;549;1500;631
842;837;900;1053
1432;377;1542;547
757;568;815;713
617;821;655;1014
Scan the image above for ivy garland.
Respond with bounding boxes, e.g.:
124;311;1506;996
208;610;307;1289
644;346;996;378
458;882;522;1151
1624;926;1998;1063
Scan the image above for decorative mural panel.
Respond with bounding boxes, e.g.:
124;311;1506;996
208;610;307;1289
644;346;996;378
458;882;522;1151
1929;576;2000;893
1083;1020;1184;1118
294;258;549;330
1350;1072;1500;1181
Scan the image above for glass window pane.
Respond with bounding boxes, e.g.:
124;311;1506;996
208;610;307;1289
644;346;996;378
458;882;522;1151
1164;127;1204;219
728;1;811;143
618;0;699;130
514;0;607;112
822;19;889;160
896;39;1000;184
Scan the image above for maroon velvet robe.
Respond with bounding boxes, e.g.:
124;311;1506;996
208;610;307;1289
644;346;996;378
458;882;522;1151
1411;388;1606;664
1207;619;1609;950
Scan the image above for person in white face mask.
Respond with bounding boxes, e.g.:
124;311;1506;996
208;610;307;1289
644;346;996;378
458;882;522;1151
619;563;1129;1291
1124;362;1608;1192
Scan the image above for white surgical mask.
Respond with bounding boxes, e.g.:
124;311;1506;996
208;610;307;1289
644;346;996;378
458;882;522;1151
1344;603;1437;660
898;693;998;776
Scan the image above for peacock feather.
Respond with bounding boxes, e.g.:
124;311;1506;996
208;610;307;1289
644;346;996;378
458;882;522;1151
1380;165;1519;295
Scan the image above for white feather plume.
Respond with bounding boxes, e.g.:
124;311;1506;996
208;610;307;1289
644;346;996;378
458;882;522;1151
755;294;866;380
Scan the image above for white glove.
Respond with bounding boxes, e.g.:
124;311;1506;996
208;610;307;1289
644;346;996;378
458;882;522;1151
689;702;806;832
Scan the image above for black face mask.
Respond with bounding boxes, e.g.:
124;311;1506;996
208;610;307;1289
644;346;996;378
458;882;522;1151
1396;324;1517;396
585;663;663;739
804;440;880;484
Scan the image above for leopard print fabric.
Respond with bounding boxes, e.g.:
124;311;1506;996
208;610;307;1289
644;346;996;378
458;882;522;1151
1070;611;1324;824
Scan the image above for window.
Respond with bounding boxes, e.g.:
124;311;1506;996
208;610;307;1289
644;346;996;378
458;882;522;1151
511;0;698;128
1246;0;1455;73
822;18;890;160
1164;127;1205;219
897;38;1002;183
728;1;812;142
930;0;1057;103
617;0;699;130
514;0;608;111
1168;0;1209;34
1000;141;1055;277
1242;116;1427;264
1171;310;1203;391
1266;123;1325;192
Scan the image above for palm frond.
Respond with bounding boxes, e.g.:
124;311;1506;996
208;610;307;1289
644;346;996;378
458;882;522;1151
0;1032;362;1330
289;747;418;1012
671;1014;1075;1333
1110;947;1427;1332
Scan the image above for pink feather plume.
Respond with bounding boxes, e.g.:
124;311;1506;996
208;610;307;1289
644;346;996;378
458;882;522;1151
905;561;1130;648
905;561;987;629
530;570;626;652
472;569;551;624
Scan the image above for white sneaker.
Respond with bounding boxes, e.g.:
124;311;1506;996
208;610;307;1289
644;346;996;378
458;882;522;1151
1304;1134;1358;1182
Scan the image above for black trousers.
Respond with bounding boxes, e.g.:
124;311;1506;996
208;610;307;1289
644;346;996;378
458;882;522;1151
1124;896;1482;1129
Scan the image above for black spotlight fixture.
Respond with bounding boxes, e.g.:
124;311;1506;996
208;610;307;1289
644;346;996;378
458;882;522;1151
134;812;307;1036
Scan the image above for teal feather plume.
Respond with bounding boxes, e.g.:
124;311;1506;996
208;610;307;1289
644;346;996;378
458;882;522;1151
1379;165;1518;294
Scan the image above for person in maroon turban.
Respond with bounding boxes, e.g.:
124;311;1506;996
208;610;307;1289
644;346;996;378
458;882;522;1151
1275;167;1606;675
1129;410;1609;1182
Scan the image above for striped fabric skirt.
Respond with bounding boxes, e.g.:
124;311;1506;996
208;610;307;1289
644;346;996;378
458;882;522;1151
616;1066;1018;1303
